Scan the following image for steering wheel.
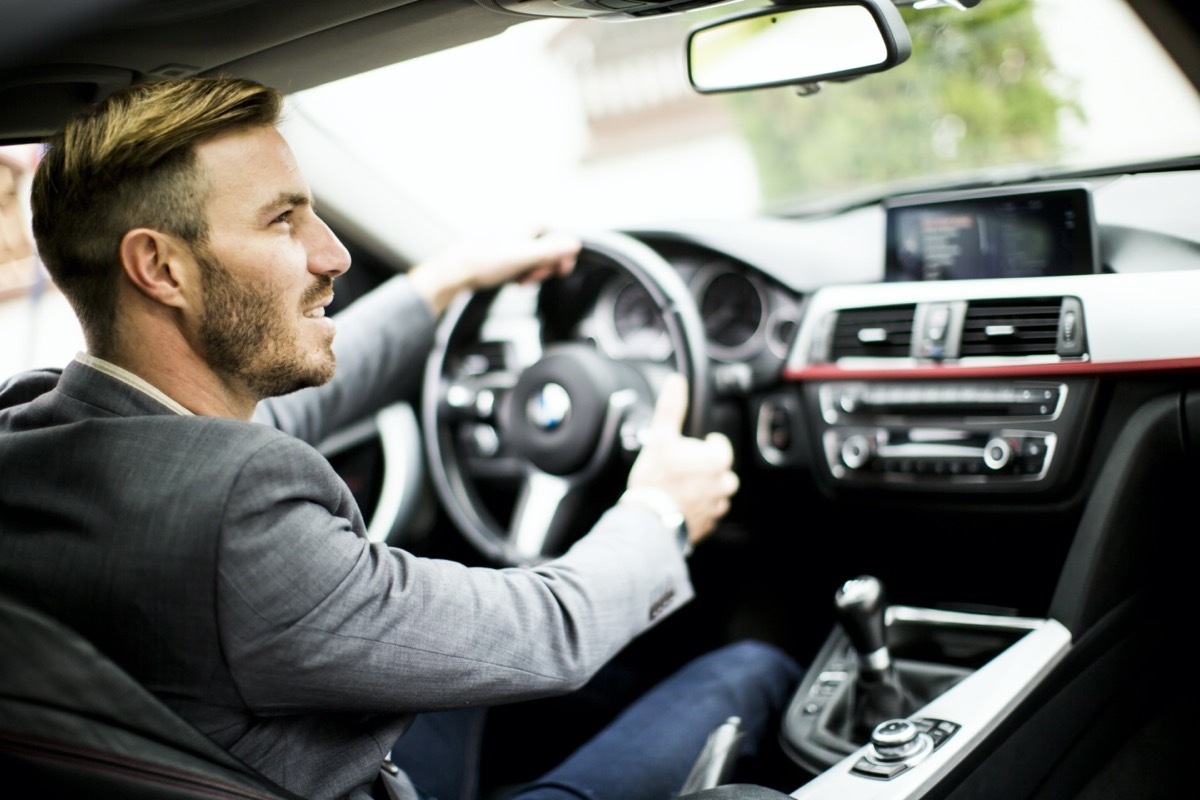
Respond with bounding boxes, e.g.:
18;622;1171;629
422;231;710;566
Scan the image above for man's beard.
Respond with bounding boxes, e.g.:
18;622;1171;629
196;248;336;400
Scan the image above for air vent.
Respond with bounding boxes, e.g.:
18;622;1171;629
960;297;1065;357
829;304;916;359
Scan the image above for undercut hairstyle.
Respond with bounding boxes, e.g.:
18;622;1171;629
31;77;283;356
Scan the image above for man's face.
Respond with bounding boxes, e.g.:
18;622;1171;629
190;126;351;399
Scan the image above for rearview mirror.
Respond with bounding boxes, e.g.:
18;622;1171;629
687;0;912;94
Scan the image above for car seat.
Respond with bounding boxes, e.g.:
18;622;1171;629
0;591;302;799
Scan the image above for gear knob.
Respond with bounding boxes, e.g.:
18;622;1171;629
835;575;891;678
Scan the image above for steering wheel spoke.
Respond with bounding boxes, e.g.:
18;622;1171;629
506;471;581;562
441;372;512;420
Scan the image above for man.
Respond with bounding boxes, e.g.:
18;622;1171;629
0;77;800;800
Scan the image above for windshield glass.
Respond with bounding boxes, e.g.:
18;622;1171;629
293;0;1200;229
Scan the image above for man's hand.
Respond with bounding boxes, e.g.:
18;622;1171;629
409;231;580;314
624;373;739;548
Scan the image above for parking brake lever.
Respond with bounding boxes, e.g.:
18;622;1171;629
676;716;745;797
835;576;916;741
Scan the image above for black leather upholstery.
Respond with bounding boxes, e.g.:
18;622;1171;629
0;592;788;799
0;592;301;799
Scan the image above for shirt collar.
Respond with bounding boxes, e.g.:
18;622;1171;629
74;352;194;416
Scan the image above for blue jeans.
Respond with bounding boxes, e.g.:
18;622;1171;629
389;640;803;800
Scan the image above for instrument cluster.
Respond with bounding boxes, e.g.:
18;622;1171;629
581;246;803;394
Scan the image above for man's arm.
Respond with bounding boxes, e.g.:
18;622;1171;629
215;434;691;714
407;231;580;315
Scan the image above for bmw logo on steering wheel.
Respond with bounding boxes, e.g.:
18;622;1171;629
527;382;571;431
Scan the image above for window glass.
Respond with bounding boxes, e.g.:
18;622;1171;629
0;145;82;381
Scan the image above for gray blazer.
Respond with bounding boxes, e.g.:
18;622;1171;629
0;276;693;799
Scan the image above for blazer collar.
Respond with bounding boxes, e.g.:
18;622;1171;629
57;359;188;418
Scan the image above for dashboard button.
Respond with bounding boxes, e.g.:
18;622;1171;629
983;437;1013;470
852;757;908;780
841;434;872;469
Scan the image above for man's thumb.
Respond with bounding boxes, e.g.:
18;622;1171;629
649;373;688;435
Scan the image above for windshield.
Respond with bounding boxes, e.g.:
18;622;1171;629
293;0;1200;230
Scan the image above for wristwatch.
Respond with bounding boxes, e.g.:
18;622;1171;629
619;487;691;556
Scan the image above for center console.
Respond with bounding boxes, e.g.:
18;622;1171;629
780;577;1070;800
766;182;1103;496
754;183;1121;797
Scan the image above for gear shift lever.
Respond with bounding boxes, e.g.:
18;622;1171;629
834;575;915;741
835;576;891;679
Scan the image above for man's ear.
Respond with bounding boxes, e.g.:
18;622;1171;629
119;228;193;309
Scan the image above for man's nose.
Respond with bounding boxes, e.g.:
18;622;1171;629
309;215;351;277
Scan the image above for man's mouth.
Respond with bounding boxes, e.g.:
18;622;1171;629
303;294;334;318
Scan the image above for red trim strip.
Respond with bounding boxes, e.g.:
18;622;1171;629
784;357;1200;381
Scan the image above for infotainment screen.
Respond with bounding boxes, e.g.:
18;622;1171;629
884;184;1098;282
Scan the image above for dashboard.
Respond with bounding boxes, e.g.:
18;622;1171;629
438;165;1199;576
596;169;1200;502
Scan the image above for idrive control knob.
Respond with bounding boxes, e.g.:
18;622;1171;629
870;718;931;763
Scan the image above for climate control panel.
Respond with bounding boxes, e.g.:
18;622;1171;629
799;378;1094;492
827;428;1055;481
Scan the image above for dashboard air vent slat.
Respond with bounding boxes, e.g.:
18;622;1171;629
960;297;1063;357
830;304;915;359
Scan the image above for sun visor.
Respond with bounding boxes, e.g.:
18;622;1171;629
0;67;135;142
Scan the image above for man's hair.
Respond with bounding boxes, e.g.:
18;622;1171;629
31;77;283;355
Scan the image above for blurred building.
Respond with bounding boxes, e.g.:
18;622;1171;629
544;15;759;227
546;15;734;159
0;144;82;380
0;147;36;303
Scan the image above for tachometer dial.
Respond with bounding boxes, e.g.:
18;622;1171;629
591;278;672;361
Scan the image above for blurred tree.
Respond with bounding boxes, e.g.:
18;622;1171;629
717;0;1076;209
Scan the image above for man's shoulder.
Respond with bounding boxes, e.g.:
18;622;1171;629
103;409;311;462
0;364;308;460
127;415;338;490
0;367;63;411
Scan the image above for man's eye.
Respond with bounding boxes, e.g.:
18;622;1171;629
273;210;294;225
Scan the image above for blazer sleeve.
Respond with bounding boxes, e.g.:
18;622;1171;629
252;274;436;445
215;434;693;716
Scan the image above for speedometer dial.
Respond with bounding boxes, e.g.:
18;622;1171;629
694;266;767;361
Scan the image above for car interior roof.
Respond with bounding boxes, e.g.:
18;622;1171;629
2;0;1198;145
0;0;522;143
